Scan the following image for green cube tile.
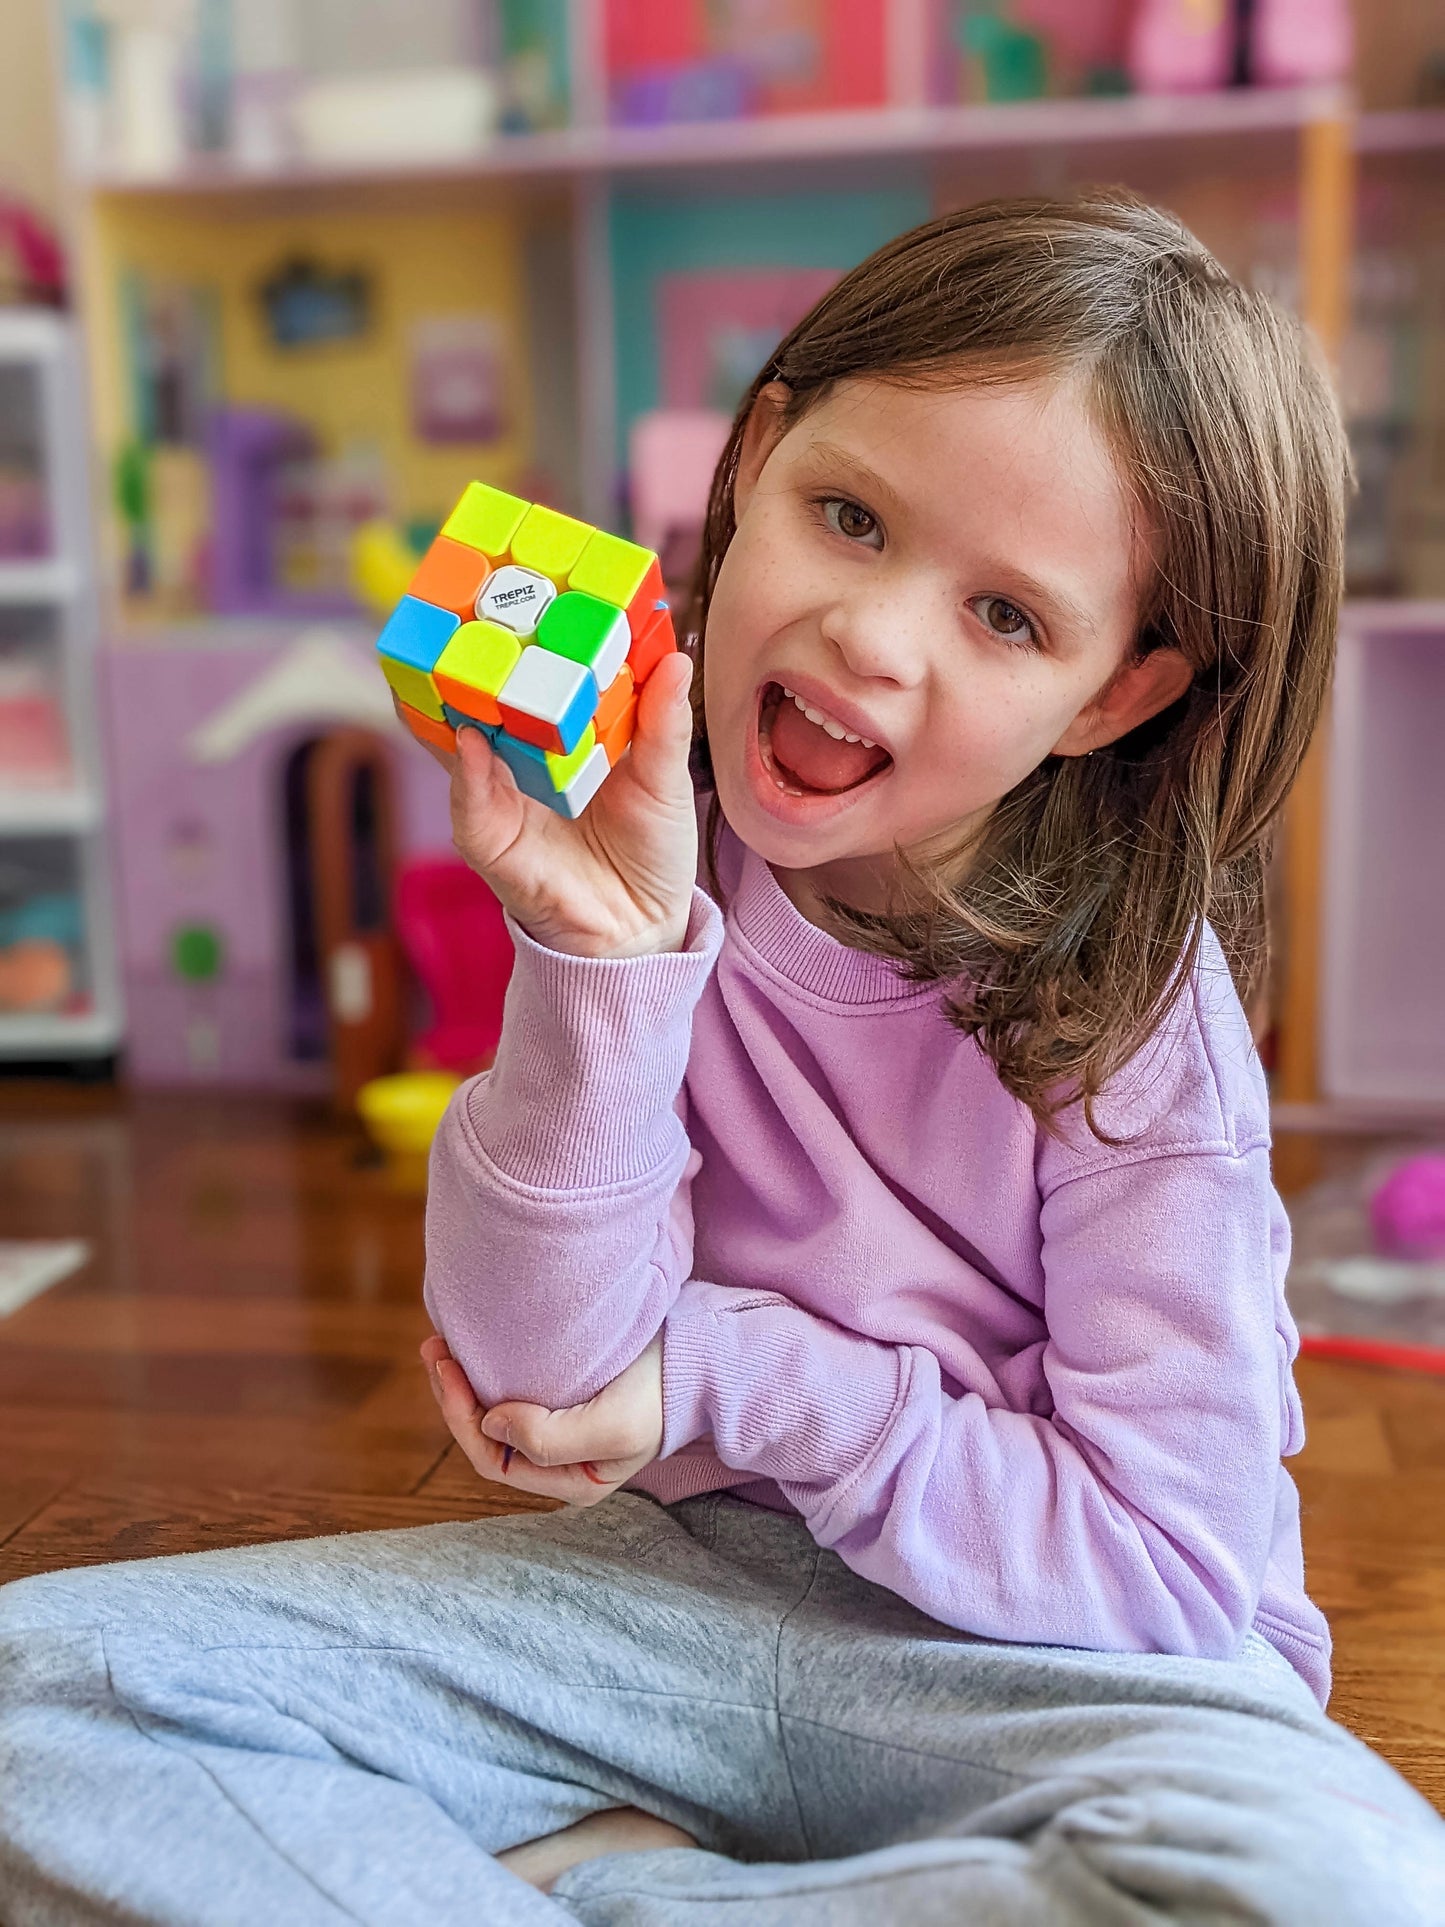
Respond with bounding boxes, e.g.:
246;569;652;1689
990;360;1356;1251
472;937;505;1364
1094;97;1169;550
569;529;656;609
510;503;595;583
537;592;631;688
441;482;531;560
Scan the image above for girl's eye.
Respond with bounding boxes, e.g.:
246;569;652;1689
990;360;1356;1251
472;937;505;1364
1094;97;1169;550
970;594;1039;649
817;496;882;548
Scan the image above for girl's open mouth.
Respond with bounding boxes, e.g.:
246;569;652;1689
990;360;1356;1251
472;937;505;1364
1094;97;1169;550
755;682;893;801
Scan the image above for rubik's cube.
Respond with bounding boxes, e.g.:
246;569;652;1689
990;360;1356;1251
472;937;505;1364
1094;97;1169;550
377;482;676;819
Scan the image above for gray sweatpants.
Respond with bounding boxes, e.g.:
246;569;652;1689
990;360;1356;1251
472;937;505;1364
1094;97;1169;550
1;1489;1442;1926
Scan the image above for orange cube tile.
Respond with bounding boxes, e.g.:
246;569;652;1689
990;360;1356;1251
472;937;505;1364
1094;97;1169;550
627;604;677;686
598;693;638;767
407;537;493;622
593;664;635;736
397;700;459;757
615;560;665;636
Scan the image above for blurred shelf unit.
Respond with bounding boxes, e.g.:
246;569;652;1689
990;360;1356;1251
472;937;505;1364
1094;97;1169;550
0;310;121;1063
57;0;1438;1114
77;82;1359;194
1321;601;1445;1108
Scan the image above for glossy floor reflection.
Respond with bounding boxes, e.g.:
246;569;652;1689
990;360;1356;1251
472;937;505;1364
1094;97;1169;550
0;1084;1440;1812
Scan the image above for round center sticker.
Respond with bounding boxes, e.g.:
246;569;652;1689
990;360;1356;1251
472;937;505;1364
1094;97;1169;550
476;565;557;637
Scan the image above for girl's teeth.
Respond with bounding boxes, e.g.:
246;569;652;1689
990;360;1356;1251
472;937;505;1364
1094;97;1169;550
777;685;878;749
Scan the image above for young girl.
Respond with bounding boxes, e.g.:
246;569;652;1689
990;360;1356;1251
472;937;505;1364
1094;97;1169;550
2;191;1443;1925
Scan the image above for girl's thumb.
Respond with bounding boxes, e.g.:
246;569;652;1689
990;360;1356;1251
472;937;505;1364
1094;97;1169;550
625;650;695;803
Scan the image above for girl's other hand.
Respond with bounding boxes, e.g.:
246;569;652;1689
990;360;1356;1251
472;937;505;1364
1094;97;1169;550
446;651;697;960
419;1333;664;1507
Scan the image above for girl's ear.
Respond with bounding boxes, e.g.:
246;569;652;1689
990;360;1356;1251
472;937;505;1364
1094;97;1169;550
733;381;792;521
1052;646;1194;758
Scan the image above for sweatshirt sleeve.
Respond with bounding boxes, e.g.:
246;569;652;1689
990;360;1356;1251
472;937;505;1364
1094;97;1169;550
423;885;723;1412
660;1139;1295;1658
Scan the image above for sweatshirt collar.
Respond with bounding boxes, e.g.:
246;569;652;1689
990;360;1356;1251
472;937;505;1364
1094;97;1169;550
728;838;930;1008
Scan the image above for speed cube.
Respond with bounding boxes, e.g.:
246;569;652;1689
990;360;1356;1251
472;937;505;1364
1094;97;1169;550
378;480;676;817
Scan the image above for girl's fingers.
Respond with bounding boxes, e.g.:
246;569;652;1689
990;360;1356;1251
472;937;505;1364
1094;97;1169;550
449;727;528;871
481;1400;641;1467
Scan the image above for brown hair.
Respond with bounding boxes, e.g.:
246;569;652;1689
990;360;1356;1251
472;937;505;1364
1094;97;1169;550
683;189;1349;1140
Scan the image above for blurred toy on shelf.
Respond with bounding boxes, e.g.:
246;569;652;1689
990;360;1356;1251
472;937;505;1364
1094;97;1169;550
628;409;730;602
0;873;84;1015
1126;0;1352;95
351;520;427;617
944;3;1133;103
1127;0;1232;94
60;0;574;181
378;480;675;821
0;468;50;561
1249;0;1353;88
604;0;888;125
0;655;70;789
0;198;66;308
207;406;387;616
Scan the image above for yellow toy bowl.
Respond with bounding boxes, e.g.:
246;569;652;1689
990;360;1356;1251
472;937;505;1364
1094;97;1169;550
356;1071;460;1189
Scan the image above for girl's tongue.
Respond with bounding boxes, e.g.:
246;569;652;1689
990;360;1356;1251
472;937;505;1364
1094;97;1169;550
767;692;891;794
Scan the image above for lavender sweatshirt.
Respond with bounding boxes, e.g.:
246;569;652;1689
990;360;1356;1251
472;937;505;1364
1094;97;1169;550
425;814;1331;1704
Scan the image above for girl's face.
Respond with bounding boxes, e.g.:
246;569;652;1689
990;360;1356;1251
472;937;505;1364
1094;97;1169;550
703;372;1188;917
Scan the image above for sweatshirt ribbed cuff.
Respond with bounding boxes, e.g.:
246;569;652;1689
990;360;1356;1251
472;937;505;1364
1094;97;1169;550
463;886;723;1190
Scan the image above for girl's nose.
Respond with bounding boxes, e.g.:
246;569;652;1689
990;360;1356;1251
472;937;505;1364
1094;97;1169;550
819;590;928;687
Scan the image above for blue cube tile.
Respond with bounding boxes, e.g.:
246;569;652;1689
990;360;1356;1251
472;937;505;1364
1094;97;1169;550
377;595;461;672
492;730;557;808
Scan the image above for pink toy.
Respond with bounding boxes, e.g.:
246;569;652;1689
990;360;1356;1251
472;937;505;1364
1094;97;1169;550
628;408;732;596
1127;0;1231;94
1250;0;1353;87
1370;1154;1445;1261
394;856;513;1074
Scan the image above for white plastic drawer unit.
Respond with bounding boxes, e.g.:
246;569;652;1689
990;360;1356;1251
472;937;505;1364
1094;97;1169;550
1321;602;1445;1103
0;310;120;1063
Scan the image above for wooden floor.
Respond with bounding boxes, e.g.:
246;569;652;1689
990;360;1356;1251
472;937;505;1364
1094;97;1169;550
1;1084;1442;1815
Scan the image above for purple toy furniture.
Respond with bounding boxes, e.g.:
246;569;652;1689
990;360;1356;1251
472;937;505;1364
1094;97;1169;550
206;406;362;618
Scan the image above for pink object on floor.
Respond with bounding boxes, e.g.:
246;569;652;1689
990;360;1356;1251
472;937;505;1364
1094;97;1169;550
395;856;513;1073
1369;1155;1445;1261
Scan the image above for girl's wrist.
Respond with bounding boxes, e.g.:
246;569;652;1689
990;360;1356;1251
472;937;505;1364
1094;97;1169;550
515;903;694;962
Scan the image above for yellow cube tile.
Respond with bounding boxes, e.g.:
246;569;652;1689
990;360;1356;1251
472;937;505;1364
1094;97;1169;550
379;653;446;721
544;724;598;788
510;503;596;584
433;621;524;728
441;482;531;560
569;529;658;610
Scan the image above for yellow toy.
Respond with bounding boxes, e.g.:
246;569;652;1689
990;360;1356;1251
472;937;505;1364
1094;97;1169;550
375;482;676;818
356;1070;460;1192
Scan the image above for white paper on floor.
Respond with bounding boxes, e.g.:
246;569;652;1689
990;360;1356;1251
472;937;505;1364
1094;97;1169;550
0;1240;90;1318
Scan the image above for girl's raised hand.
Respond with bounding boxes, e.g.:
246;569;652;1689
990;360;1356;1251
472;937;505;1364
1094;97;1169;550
420;1333;664;1508
446;650;698;960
